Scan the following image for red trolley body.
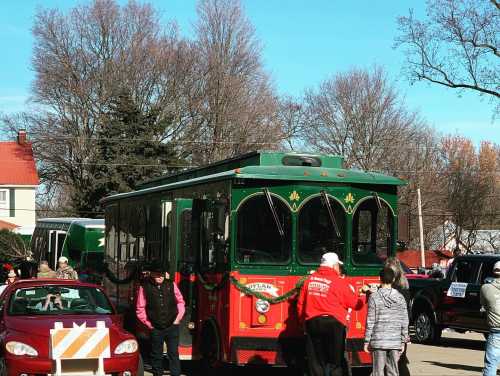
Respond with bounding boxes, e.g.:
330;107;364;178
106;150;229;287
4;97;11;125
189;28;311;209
100;151;404;370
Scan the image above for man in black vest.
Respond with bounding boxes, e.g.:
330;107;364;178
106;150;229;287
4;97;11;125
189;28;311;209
136;263;185;376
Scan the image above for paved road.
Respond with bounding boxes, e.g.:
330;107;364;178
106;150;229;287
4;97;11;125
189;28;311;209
407;330;485;376
145;331;487;375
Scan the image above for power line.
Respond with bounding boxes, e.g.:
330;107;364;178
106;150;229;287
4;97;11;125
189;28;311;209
19;135;283;145
0;160;196;168
20;135;500;151
2;159;500;173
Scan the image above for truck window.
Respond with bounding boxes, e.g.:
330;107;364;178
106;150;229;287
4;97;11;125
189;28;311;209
479;261;497;284
451;260;479;284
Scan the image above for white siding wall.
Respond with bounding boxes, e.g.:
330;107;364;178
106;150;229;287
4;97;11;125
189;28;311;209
0;186;36;227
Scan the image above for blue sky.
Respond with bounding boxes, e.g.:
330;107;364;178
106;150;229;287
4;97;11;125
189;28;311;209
0;0;498;144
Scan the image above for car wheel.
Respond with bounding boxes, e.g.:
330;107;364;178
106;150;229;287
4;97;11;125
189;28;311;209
136;354;144;376
413;310;441;344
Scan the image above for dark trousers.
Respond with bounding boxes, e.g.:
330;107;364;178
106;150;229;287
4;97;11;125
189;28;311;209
398;344;410;376
305;315;347;376
150;325;181;376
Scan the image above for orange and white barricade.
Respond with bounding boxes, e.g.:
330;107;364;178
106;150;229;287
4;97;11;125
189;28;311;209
50;321;111;376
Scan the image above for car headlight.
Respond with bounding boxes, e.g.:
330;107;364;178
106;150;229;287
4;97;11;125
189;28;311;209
5;341;38;356
114;339;138;354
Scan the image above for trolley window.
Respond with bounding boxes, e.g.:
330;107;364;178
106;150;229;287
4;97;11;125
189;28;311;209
237;194;292;265
352;197;394;265
298;195;346;264
179;209;193;263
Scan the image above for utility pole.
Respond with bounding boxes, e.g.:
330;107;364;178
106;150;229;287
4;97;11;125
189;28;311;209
417;188;425;268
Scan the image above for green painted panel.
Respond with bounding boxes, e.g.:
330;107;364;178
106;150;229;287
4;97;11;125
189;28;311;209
229;182;398;277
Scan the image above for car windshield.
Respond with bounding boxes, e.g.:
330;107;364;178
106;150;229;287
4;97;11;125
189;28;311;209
8;286;114;316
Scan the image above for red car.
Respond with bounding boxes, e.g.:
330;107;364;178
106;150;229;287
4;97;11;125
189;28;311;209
0;279;143;376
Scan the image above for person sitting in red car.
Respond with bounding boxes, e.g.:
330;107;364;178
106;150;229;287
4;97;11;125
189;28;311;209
35;289;67;311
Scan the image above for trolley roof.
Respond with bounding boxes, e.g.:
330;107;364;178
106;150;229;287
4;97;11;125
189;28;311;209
102;151;405;204
36;218;105;229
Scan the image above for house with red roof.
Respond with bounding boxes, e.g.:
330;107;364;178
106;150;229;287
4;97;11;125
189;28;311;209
397;249;454;270
0;131;39;229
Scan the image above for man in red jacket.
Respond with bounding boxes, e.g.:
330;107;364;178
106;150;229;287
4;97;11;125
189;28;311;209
297;252;369;376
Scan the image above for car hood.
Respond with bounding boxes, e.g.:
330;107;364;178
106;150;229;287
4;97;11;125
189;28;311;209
4;315;132;358
7;315;119;336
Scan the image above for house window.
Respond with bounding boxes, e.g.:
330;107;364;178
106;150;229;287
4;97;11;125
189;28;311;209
0;189;9;217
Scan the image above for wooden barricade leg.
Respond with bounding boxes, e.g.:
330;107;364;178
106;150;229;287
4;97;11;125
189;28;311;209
97;357;105;376
55;358;61;376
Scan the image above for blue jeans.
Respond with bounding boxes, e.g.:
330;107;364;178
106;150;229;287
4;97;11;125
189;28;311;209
150;325;181;376
483;331;500;376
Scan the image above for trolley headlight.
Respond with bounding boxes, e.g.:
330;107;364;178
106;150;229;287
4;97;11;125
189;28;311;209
255;299;270;314
5;341;38;356
114;339;138;354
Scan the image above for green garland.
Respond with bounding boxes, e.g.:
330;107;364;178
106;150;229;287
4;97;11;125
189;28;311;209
229;275;308;304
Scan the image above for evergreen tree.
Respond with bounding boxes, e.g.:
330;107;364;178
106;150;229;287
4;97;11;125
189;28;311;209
86;91;183;214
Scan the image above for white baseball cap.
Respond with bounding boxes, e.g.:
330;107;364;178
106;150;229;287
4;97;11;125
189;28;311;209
58;256;68;263
493;261;500;274
321;252;343;267
7;270;16;278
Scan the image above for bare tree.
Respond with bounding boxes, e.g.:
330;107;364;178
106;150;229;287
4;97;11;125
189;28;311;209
302;66;425;171
439;136;497;251
396;0;499;112
275;96;306;151
483;231;500;253
300;66;449;248
395;131;447;249
187;0;283;163
3;0;193;215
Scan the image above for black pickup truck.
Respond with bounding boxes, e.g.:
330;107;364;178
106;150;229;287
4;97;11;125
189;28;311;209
409;254;500;343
